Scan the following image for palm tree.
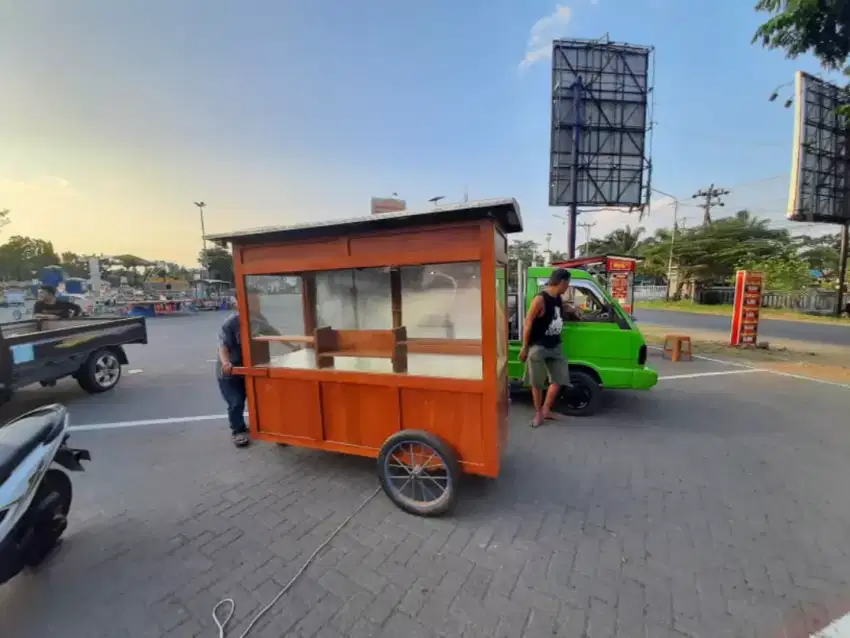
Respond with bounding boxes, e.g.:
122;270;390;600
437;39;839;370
585;225;646;255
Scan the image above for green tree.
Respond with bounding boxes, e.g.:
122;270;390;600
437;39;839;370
200;247;235;283
737;245;814;291
507;240;543;286
0;236;60;281
0;209;9;234
753;0;850;71
585;225;646;255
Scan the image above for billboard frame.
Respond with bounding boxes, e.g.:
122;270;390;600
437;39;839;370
549;38;654;212
787;71;850;224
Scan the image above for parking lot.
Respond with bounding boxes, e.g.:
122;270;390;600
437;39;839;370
1;313;849;638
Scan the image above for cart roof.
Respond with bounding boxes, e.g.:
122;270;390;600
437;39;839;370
206;198;523;245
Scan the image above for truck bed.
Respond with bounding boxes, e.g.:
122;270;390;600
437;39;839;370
0;317;148;391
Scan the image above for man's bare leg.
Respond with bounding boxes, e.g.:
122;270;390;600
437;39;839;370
531;387;545;427
541;383;561;420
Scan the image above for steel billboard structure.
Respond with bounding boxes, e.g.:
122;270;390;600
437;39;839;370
786;70;850;317
787;71;850;223
549;38;654;258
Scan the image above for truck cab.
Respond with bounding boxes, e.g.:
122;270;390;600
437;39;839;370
507;265;657;416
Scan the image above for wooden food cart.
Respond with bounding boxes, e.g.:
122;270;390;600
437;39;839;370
207;198;523;516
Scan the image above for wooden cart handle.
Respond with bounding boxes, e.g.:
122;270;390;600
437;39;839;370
231;367;269;377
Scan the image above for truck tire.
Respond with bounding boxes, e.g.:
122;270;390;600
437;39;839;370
77;348;123;394
556;369;602;417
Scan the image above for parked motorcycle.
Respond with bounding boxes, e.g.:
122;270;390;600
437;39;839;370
0;404;90;585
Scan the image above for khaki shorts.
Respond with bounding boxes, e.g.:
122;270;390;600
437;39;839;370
524;344;571;390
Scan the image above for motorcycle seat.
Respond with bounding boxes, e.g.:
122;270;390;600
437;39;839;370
0;405;67;486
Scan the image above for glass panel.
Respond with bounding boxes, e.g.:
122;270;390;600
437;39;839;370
244;275;310;366
244;263;484;379
400;263;481;339
565;284;606;312
495;266;507;375
315;268;392;330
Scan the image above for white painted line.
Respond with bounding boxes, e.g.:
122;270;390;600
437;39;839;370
70;414;227;432
127;369;143;375
648;345;850;390
813;611;850;637
764;369;850;390
658;369;763;381
648;345;753;369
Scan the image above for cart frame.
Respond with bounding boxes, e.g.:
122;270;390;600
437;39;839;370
208;199;523;515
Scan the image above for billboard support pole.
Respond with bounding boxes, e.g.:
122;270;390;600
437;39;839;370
567;77;583;259
839;130;850;317
837;222;848;316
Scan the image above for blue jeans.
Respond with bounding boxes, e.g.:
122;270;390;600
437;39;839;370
217;375;247;434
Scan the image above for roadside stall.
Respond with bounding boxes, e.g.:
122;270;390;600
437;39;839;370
553;254;643;314
207;198;522;516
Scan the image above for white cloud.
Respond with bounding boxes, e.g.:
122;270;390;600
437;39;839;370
0;176;70;193
519;5;573;71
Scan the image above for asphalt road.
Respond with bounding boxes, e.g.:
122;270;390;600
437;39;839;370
634;308;850;346
2;312;850;637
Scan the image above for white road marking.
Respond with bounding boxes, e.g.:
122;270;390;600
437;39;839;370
127;369;143;375
647;345;752;368
648;345;850;389
813;612;850;637
657;369;763;381
70;414;227;431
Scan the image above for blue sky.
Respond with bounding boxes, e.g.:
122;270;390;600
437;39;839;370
0;0;839;263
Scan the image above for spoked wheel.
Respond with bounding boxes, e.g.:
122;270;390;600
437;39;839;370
377;430;459;517
24;469;72;568
556;369;602;417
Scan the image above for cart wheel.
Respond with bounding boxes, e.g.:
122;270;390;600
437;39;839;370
377;430;459;517
556;369;602;417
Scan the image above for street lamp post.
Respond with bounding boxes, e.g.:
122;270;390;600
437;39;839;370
194;201;207;279
651;188;681;301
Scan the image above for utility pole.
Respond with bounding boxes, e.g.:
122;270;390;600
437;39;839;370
577;221;596;255
691;184;730;225
544;233;553;265
837;223;848;317
194;201;207;279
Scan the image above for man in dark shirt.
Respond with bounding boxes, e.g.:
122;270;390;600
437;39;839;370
519;268;580;427
217;311;250;447
216;293;279;447
33;285;82;320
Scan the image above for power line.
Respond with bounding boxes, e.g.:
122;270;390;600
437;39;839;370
692;184;730;225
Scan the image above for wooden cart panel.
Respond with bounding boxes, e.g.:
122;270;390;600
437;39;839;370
249;374;489;475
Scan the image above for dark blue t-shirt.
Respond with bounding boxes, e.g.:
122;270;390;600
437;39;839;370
216;313;242;376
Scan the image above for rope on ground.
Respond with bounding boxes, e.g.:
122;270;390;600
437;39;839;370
212;486;382;638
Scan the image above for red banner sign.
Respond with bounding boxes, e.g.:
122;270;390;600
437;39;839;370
729;271;765;346
605;258;636;273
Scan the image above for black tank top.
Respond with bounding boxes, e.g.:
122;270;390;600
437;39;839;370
529;291;564;348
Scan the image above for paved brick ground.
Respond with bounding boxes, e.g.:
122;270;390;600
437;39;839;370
2;360;850;638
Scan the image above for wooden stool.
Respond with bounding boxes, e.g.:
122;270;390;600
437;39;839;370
662;334;692;362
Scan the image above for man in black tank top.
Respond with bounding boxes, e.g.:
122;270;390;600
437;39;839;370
519;268;580;427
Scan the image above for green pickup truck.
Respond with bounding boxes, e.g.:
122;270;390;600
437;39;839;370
507;265;658;416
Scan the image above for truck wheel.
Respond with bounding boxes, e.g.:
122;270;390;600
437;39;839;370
77;349;123;393
377;430;459;517
556;369;602;417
